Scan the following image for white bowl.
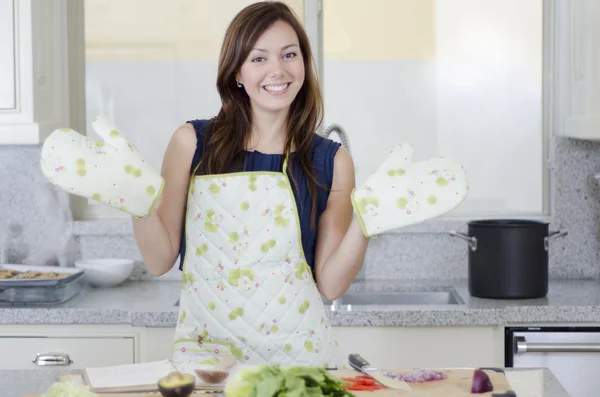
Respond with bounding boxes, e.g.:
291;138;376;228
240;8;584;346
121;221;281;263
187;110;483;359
75;258;135;287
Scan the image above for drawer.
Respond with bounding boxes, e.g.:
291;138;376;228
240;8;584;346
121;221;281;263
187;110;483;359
0;336;135;369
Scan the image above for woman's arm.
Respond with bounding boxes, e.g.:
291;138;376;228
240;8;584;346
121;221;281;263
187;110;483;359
132;123;197;276
313;147;369;300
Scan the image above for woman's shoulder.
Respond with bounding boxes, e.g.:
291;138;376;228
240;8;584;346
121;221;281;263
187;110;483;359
308;134;343;184
185;118;215;172
186;118;214;140
310;134;342;163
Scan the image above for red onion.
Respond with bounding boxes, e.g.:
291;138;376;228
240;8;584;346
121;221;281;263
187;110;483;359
381;369;447;383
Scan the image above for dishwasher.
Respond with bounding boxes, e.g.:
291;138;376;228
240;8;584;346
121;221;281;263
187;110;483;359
506;326;600;397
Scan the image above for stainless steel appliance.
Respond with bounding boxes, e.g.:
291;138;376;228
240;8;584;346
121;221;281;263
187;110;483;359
506;326;600;397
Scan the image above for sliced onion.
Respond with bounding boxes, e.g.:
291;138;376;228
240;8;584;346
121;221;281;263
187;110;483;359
381;369;447;383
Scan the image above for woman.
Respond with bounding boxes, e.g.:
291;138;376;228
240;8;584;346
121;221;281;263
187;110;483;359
134;2;368;367
40;1;468;369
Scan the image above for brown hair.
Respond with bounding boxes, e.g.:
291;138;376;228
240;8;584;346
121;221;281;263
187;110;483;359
199;1;324;226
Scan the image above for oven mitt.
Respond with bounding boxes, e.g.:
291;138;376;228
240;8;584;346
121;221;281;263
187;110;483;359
351;142;468;238
39;116;164;218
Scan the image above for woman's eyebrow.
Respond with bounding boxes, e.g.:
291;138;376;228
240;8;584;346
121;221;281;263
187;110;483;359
252;43;299;52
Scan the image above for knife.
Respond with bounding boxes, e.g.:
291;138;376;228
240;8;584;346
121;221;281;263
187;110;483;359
348;353;412;391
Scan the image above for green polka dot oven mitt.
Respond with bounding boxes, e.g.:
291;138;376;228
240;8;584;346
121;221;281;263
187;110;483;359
351;142;468;238
40;116;164;218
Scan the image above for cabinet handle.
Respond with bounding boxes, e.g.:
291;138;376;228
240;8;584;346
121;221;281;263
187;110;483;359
515;336;600;353
32;352;74;366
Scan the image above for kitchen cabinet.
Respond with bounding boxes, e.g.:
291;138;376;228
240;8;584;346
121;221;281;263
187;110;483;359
0;324;504;369
333;326;505;369
0;325;137;370
134;325;505;368
555;0;600;140
0;0;70;145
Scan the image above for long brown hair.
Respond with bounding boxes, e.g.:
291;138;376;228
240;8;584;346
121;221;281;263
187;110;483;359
199;1;324;227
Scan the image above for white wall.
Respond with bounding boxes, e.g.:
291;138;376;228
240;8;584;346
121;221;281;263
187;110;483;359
0;0;15;110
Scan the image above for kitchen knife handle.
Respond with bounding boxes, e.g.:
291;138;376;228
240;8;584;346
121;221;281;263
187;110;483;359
348;353;371;371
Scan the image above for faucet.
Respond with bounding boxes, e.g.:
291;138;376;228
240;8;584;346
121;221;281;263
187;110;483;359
320;123;351;156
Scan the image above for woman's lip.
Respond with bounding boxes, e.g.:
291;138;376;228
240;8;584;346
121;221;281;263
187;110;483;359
262;83;291;95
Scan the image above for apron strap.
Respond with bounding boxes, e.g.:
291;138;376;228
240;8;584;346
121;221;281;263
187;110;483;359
282;137;294;175
282;153;289;174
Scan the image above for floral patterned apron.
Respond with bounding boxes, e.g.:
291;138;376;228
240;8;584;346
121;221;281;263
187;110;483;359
172;154;343;368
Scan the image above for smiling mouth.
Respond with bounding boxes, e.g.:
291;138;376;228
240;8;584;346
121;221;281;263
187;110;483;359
262;83;290;93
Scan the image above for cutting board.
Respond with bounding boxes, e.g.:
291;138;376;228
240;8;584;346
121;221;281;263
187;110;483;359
25;368;523;397
328;368;513;396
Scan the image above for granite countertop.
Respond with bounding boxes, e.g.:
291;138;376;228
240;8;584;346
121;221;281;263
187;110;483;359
1;279;600;327
2;367;572;397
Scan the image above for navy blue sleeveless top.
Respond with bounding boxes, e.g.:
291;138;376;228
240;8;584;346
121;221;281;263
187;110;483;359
178;119;341;278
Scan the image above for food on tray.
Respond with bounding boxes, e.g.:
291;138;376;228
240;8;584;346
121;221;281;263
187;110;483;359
0;270;17;279
381;368;446;382
158;371;196;397
0;269;69;280
471;369;494;393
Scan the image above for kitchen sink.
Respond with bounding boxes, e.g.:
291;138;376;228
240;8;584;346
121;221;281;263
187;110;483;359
174;289;464;307
322;289;464;306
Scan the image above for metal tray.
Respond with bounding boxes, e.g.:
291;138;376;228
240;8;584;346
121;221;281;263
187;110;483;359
0;264;83;287
0;275;84;305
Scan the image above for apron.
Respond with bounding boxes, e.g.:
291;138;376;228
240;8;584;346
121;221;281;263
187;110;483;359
172;154;343;368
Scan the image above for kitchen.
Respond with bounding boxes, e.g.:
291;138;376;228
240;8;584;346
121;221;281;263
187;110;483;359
0;0;599;396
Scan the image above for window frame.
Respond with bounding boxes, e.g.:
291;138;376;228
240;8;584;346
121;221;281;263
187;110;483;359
66;0;558;228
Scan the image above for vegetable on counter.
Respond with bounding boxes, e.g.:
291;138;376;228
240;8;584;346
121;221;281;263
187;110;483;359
471;369;494;394
341;376;386;391
41;381;99;397
224;365;355;397
158;371;196;397
381;368;446;383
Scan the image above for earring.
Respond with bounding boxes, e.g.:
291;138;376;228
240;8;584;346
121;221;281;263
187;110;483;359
237;81;242;88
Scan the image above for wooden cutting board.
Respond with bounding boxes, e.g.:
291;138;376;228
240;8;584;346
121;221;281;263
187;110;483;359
25;368;512;397
328;368;512;396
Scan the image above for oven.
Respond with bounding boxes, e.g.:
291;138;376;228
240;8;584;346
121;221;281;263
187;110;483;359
505;326;600;397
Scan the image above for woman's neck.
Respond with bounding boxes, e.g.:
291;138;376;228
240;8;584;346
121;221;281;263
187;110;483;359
246;109;290;154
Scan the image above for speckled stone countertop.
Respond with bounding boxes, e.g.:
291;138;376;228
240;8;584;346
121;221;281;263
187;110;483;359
1;279;600;327
2;367;572;397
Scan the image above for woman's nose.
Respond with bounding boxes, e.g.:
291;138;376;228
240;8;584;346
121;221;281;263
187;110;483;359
269;59;285;77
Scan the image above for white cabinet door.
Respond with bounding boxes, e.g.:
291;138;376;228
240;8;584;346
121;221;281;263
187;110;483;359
556;0;600;140
0;336;135;369
333;326;504;369
0;0;15;110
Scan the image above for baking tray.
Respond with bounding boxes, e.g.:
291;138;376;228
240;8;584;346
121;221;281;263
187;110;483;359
0;264;83;287
0;275;84;305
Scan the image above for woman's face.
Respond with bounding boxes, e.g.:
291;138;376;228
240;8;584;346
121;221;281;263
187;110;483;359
237;20;305;115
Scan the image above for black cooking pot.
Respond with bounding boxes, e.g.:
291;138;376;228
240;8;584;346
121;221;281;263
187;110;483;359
449;219;567;299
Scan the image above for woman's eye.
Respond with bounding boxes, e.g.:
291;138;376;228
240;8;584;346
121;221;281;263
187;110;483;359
283;52;297;59
251;57;265;63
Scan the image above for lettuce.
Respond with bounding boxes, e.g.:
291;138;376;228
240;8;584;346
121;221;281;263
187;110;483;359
224;365;354;397
41;381;99;397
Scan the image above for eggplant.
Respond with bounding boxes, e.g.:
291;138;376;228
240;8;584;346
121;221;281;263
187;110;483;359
158;371;196;397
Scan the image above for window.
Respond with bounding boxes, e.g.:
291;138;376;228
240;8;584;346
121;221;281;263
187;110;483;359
69;0;551;220
321;0;547;217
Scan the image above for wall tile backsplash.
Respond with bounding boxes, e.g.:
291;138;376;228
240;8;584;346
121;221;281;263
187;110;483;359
1;137;600;281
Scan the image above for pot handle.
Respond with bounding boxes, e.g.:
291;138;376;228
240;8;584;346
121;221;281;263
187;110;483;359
448;231;477;251
544;230;568;251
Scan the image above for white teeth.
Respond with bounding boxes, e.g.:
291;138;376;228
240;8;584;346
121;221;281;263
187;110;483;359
264;83;289;92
